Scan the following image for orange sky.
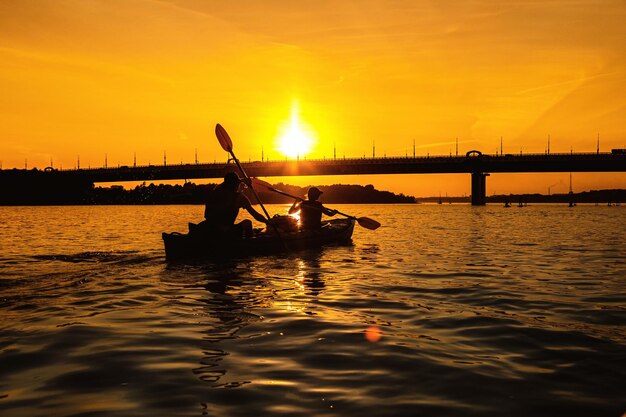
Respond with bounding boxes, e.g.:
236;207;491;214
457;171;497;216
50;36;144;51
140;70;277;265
1;0;625;196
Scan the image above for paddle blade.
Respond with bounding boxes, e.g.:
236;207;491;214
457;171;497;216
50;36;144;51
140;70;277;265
250;177;273;190
356;217;381;230
215;123;233;152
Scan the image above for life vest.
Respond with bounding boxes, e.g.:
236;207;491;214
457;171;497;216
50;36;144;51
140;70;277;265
299;200;324;230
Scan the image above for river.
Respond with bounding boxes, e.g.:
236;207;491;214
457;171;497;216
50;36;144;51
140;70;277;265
0;204;625;417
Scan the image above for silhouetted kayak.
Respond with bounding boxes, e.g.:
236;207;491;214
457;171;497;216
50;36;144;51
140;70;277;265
162;218;355;261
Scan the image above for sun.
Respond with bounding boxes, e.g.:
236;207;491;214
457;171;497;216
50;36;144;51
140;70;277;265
277;102;315;159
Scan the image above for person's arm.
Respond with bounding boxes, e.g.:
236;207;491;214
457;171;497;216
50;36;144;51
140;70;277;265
322;205;337;216
288;200;301;215
239;195;268;224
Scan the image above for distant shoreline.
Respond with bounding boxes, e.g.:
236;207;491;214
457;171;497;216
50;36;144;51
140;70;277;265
419;189;625;204
1;179;624;205
0;182;417;205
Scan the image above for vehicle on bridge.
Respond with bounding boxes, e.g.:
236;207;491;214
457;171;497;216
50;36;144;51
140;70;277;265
466;150;483;158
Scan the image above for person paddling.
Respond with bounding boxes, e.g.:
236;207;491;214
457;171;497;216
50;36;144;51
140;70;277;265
202;172;269;238
289;187;337;231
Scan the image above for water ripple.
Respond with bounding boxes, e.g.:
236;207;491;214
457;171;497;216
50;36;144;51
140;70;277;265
0;205;625;417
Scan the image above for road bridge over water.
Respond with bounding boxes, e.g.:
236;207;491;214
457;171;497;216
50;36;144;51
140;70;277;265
2;151;625;205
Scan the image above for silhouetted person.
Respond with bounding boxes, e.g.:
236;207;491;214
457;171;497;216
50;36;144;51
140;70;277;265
202;172;268;238
289;187;336;231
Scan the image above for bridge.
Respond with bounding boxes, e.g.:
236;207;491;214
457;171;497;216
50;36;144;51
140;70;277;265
1;151;625;205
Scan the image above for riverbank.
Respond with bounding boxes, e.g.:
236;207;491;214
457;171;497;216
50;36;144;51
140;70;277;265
418;189;625;205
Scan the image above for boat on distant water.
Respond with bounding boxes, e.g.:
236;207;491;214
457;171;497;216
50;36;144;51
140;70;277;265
162;218;355;261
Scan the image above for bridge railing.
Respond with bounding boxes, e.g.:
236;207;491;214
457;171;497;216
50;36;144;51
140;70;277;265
10;151;621;173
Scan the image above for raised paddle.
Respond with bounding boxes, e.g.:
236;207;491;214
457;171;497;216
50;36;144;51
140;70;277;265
250;178;381;230
215;124;271;219
215;124;285;241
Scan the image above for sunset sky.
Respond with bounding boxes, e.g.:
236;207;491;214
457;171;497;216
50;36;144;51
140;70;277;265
1;0;625;196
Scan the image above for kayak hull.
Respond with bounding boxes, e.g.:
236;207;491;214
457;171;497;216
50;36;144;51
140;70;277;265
162;218;355;261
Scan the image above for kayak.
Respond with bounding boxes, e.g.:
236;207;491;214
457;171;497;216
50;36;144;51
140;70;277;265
162;218;355;261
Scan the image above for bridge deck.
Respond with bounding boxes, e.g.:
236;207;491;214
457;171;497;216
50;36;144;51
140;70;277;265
2;152;625;183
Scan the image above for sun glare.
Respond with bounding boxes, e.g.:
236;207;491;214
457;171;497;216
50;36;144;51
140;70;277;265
277;102;315;159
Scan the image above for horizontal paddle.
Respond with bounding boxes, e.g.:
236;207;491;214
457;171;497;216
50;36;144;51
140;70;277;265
250;178;381;230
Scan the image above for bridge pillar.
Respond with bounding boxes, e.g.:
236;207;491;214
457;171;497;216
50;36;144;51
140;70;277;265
471;172;489;206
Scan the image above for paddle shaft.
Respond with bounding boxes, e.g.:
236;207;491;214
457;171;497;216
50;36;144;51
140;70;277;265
260;183;357;220
330;209;358;220
214;124;288;241
229;152;273;221
264;186;303;202
251;178;380;230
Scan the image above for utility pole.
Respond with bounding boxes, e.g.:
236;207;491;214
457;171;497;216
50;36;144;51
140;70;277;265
105;154;108;168
413;139;416;158
25;159;27;170
372;140;375;158
455;137;458;157
334;142;336;160
195;148;198;164
597;133;600;154
77;155;80;169
547;134;550;155
261;145;264;162
500;136;503;155
164;151;167;166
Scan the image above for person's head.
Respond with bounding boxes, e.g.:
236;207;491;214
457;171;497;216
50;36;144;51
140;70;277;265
307;187;323;201
223;172;242;190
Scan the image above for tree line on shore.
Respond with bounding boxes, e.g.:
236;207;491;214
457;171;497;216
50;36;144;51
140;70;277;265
91;182;417;205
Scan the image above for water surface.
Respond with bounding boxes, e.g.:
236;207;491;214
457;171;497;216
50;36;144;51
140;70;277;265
1;204;625;416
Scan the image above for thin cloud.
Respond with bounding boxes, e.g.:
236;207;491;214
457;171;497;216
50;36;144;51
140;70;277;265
0;46;174;85
516;71;623;96
416;139;475;149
